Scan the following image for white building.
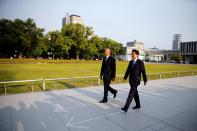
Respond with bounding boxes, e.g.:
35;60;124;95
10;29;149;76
62;14;83;27
146;47;164;62
126;40;146;61
125;40;164;62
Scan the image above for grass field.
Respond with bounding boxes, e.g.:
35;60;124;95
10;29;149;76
0;62;197;94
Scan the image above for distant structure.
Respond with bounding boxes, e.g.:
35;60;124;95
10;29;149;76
163;34;197;64
172;34;182;50
161;40;197;64
124;40;164;62
62;14;83;27
146;47;164;62
122;34;197;64
180;41;197;64
126;40;146;61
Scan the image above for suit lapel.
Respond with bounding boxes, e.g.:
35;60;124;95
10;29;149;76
103;57;107;63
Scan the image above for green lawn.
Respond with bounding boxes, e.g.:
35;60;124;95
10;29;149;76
0;62;197;94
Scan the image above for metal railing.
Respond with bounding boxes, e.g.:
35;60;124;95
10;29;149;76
44;76;100;89
0;70;197;95
0;79;43;95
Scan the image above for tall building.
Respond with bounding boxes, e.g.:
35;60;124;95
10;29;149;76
172;34;182;50
62;14;83;27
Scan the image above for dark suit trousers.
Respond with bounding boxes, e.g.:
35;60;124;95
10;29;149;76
103;77;116;100
124;83;140;109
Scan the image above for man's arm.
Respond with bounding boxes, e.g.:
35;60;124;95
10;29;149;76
141;61;147;84
100;58;104;80
124;61;131;80
111;57;116;80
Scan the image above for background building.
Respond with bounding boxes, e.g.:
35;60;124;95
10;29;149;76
146;47;164;62
180;41;197;64
123;35;196;64
180;41;197;54
62;14;83;27
126;40;146;61
172;34;182;50
125;40;164;62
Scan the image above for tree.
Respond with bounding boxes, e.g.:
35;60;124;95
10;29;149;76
0;18;45;59
29;36;48;58
0;19;16;57
176;54;183;62
83;35;100;59
13;18;34;59
25;25;46;58
117;45;126;55
170;54;183;62
61;23;94;59
46;30;72;60
0;18;125;60
99;37;122;57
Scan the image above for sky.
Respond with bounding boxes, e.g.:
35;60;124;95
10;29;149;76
0;0;197;49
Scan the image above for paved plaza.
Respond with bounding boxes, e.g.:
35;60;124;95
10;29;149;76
0;76;197;131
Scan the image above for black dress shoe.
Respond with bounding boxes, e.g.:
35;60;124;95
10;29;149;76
99;100;107;103
132;106;141;109
114;90;117;99
121;107;128;112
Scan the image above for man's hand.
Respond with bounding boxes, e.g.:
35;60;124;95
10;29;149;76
123;78;126;81
112;77;115;81
144;82;147;85
100;76;102;80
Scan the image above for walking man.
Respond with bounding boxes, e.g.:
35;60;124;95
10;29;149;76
121;49;147;112
99;48;117;103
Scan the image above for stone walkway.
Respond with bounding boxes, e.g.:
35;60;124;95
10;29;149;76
0;76;197;131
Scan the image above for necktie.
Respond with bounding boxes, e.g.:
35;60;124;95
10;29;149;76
132;60;135;69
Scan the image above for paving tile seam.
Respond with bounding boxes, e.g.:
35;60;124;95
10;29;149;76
66;111;123;128
105;116;128;131
46;99;120;112
43;98;126;130
159;120;186;131
44;124;66;131
138;122;164;131
134;110;167;123
11;119;13;131
158;104;197;124
167;108;197;126
53;110;67;125
141;120;183;131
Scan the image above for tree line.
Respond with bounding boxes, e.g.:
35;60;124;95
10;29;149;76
170;54;183;63
0;18;125;60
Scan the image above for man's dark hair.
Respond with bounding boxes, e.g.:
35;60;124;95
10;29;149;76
132;49;139;55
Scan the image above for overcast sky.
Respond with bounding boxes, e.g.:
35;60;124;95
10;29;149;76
0;0;197;49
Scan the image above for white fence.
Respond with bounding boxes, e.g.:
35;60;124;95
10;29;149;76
0;79;43;95
0;70;197;95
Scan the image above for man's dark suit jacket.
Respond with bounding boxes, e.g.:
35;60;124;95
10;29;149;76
100;56;116;80
124;59;147;85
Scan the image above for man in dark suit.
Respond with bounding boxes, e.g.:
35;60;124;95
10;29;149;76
121;49;147;112
99;48;117;103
